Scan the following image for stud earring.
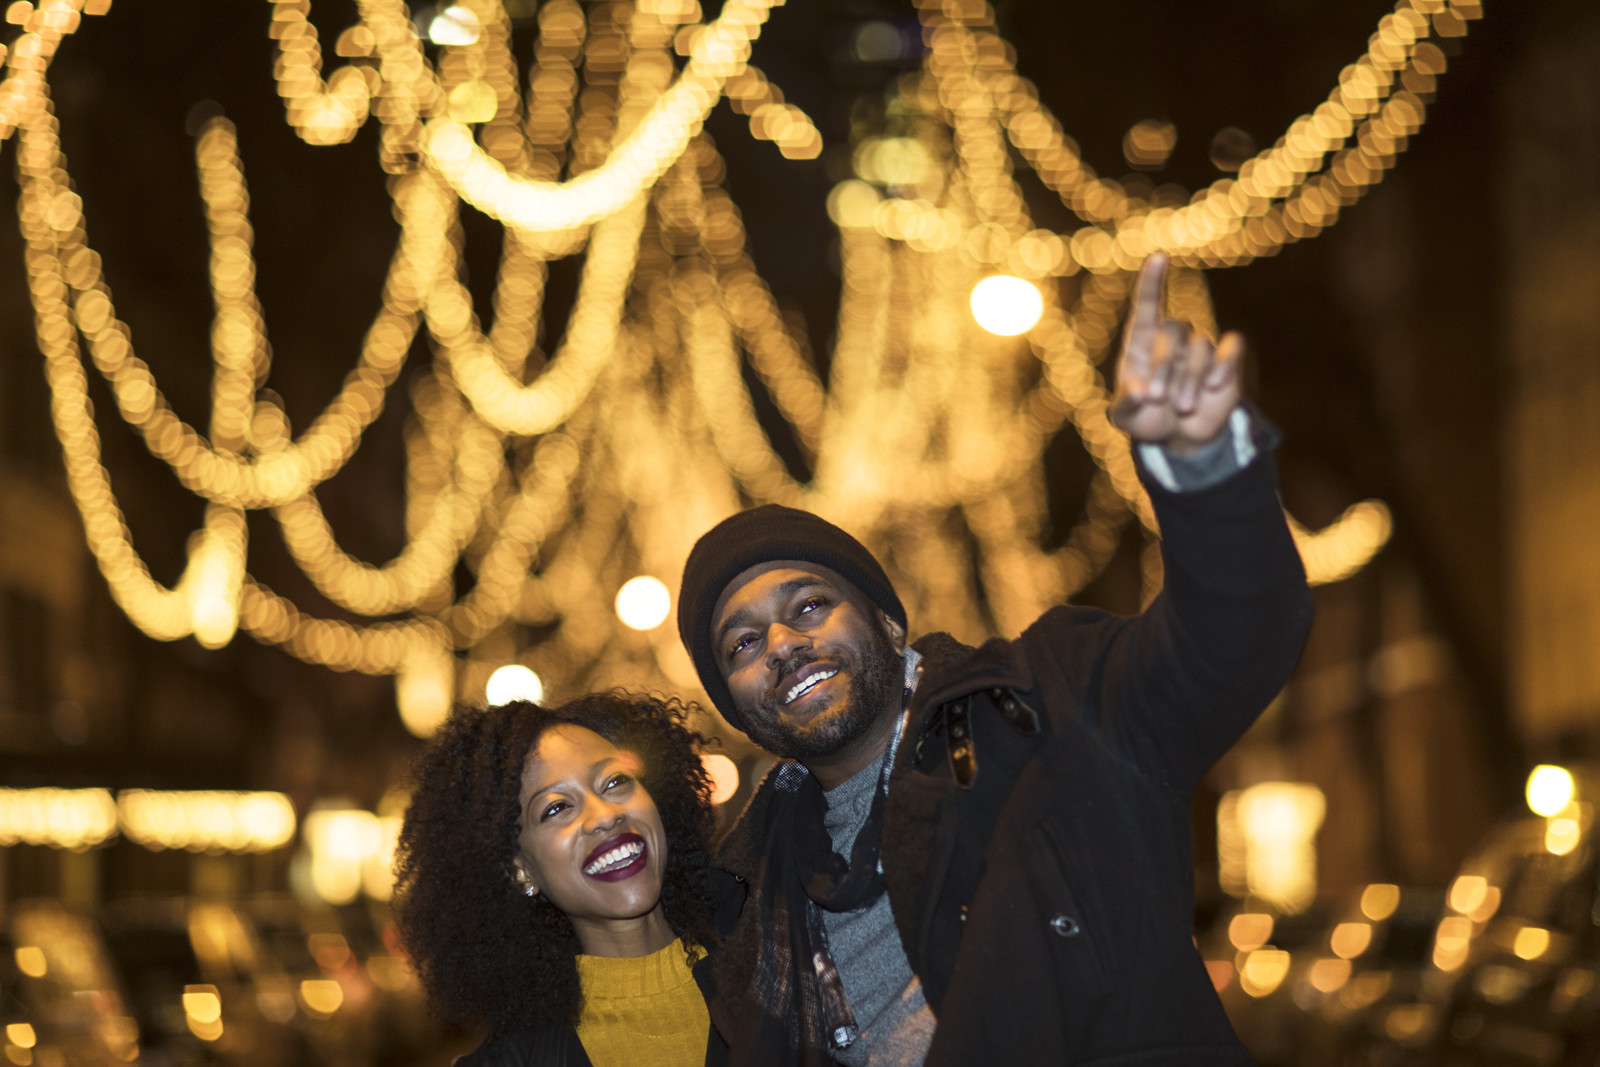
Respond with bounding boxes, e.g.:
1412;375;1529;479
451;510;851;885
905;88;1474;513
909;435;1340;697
524;884;538;898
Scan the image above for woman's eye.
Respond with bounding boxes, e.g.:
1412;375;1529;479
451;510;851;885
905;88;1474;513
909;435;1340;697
539;800;569;821
604;773;632;793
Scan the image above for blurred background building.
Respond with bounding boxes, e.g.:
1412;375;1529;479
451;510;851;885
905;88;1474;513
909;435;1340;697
0;0;1596;1063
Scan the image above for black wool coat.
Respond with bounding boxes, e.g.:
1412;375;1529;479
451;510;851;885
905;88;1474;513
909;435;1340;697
710;453;1315;1065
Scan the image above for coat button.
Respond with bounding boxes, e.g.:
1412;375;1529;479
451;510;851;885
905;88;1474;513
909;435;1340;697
1050;914;1081;938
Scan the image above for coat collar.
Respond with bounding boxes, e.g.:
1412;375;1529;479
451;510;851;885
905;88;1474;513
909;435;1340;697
714;630;1033;877
905;629;1035;717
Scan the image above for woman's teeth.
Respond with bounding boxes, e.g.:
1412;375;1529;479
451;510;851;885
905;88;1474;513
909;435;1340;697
585;840;644;875
785;670;838;704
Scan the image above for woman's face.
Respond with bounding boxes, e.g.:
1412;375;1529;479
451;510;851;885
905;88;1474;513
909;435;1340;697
513;724;670;954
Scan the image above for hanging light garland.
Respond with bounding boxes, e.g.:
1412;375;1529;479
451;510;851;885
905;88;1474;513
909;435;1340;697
9;0;1479;732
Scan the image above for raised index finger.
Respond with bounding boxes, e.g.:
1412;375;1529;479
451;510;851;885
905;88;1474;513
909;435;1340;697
1130;252;1169;339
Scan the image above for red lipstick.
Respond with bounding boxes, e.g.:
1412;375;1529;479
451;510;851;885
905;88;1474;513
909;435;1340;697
583;832;647;882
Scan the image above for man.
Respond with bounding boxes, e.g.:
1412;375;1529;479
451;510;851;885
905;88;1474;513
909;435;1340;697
678;253;1314;1065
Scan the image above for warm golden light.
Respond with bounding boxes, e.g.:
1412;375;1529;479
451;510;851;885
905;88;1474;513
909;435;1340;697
1123;118;1177;170
10;0;1467;726
299;979;344;1017
303;809;380;906
13;947;45;979
969;275;1044;337
1527;765;1576;817
1513;925;1551;961
0;788;117;850
427;5;480;47
1232;782;1327;914
3;1025;34;1050
397;651;454;738
615;576;672;631
485;664;545;707
1546;815;1581;856
1228;912;1274;952
1360;883;1400;921
1467;885;1501;923
1239;949;1291;998
1433;916;1473;972
1448;875;1488;916
117;790;296;853
1309;958;1352;993
827;180;880;229
1330;921;1373;959
701;753;740;806
182;987;222;1025
1383;1004;1435;1046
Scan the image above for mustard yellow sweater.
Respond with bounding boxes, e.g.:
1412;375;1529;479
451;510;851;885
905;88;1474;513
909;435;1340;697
573;939;708;1067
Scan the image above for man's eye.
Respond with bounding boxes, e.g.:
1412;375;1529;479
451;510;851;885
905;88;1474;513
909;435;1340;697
728;634;755;658
798;595;826;614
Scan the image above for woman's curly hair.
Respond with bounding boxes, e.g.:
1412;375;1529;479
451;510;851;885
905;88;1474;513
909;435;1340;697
392;690;717;1037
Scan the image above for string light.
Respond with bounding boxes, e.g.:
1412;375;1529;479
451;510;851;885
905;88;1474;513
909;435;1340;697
13;0;1460;724
422;0;789;232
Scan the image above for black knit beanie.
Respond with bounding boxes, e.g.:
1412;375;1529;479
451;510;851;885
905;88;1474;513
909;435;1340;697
677;505;906;729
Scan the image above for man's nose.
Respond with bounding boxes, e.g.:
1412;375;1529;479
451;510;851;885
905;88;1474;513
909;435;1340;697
765;621;811;667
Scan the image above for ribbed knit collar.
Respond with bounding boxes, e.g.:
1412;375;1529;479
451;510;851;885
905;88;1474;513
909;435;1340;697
575;938;702;1000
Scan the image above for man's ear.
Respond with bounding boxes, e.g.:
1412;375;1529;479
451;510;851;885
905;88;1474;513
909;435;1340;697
877;609;907;653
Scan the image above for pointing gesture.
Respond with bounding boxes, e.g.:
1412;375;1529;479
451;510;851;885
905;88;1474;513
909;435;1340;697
1111;253;1244;457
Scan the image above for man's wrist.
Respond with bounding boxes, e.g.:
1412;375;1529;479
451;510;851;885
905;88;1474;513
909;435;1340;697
1137;407;1257;493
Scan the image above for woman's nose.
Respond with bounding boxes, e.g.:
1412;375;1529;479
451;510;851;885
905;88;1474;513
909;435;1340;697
583;796;625;834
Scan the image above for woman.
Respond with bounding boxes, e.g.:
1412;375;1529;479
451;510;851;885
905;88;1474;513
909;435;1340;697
393;691;727;1066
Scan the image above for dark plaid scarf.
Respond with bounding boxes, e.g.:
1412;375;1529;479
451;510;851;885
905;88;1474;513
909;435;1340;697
726;693;913;1067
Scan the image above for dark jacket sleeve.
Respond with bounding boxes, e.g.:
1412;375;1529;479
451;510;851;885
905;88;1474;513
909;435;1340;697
1020;446;1313;795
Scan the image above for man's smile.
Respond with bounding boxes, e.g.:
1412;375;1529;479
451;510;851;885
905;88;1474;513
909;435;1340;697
779;663;841;706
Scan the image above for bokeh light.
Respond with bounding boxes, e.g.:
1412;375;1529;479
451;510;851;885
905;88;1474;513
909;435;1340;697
1123;118;1177;170
427;5;480;46
486;664;545;707
701;753;741;805
969;275;1044;336
1526;764;1575;816
827;180;880;229
615;576;672;631
853;21;905;63
1360;883;1400;921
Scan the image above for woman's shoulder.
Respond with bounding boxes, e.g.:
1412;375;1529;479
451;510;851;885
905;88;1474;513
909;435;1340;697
454;1026;592;1067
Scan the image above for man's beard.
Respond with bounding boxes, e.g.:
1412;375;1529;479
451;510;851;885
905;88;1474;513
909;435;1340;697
739;624;904;762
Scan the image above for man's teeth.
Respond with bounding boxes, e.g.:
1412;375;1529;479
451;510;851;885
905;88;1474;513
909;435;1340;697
585;841;644;875
785;670;838;704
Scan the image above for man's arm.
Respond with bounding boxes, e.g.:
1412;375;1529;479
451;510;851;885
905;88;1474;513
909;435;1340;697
1023;254;1313;793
